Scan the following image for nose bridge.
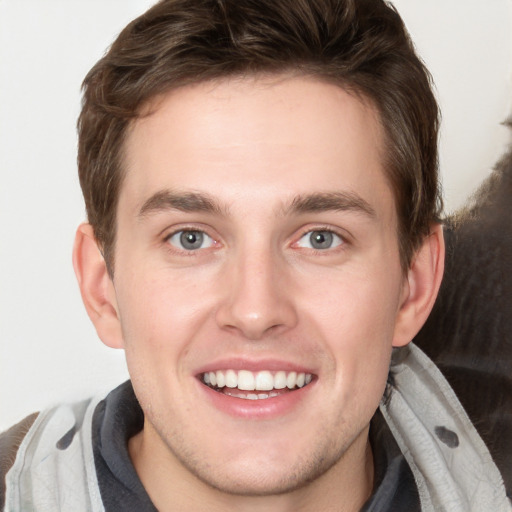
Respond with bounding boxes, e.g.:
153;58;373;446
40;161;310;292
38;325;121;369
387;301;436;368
216;238;297;339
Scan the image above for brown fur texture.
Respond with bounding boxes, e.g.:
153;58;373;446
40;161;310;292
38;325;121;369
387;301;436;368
415;138;512;496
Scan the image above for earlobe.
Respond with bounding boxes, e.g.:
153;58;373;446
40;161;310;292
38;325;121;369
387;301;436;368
72;223;124;349
393;223;445;347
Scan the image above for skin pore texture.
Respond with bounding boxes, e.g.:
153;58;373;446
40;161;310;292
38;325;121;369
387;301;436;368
73;76;444;512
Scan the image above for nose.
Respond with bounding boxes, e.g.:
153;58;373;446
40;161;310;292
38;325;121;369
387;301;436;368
215;248;298;340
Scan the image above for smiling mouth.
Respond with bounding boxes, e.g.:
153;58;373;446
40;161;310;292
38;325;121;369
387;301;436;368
200;369;314;400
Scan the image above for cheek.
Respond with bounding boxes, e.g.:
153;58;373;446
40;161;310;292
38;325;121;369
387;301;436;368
114;268;214;358
301;265;401;402
302;264;402;343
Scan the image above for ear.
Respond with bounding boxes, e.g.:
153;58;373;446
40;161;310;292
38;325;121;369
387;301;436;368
393;223;445;347
72;223;124;349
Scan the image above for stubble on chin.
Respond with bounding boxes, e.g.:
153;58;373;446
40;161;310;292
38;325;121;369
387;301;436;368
145;414;370;500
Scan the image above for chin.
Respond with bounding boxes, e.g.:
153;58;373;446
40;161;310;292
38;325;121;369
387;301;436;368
168;433;347;498
190;459;330;497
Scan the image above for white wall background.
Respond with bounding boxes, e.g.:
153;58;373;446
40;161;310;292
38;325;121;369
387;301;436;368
1;0;511;431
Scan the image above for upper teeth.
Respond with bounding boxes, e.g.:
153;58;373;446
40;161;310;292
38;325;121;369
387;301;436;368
203;370;312;391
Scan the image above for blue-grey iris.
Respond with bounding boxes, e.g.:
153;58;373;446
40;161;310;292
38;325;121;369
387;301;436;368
310;231;333;249
180;231;204;250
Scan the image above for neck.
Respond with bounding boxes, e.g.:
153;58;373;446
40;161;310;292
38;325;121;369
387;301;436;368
128;422;374;512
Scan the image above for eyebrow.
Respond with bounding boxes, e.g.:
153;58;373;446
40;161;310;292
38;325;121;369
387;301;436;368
138;190;226;217
284;192;376;218
137;189;376;219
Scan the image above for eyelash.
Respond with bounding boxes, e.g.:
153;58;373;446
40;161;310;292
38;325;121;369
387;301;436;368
293;226;348;252
163;226;219;254
162;224;348;254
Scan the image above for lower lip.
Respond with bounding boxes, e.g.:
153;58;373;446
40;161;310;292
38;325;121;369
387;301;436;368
197;380;315;419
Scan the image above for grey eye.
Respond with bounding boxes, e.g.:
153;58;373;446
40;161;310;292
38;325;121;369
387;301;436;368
180;231;203;250
310;231;333;249
168;230;214;251
296;230;343;250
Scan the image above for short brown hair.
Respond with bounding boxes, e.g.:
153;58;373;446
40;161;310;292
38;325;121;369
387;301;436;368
78;0;442;274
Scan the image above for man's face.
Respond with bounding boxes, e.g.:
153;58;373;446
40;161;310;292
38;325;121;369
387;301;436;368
112;76;408;494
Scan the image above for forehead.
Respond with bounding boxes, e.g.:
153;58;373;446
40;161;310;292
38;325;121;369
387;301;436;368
120;75;392;220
